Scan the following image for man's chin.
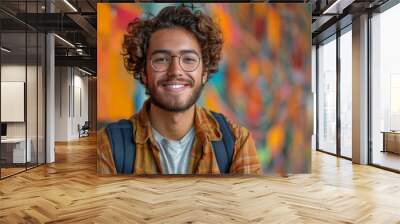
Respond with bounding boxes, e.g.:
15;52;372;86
150;98;194;113
148;83;203;113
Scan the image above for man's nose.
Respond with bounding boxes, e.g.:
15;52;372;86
167;56;182;77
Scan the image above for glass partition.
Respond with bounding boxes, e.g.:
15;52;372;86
27;31;38;169
0;1;46;179
38;32;45;165
1;30;28;177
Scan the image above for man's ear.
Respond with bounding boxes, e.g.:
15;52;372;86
140;70;147;85
202;72;208;84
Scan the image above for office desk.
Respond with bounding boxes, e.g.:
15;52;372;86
1;138;31;163
381;131;400;154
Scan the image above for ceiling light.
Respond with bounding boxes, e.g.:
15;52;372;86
54;34;75;48
76;48;85;55
1;47;11;53
63;0;78;12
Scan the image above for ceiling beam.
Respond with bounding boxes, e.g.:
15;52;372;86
322;0;356;14
67;13;96;45
55;55;96;72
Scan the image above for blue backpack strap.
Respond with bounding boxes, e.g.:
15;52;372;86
106;119;135;174
210;112;235;174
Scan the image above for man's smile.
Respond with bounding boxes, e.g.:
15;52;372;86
158;80;193;94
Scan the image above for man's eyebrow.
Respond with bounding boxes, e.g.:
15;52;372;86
179;50;199;55
150;49;200;55
150;49;170;55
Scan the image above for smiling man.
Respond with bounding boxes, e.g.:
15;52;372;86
97;5;261;175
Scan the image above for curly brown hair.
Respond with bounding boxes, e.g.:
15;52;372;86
122;5;223;84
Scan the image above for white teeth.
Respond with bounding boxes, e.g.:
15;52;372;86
166;84;184;89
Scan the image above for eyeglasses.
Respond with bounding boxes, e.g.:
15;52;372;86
150;51;201;72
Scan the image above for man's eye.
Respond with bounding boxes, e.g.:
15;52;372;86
153;57;169;63
182;57;197;64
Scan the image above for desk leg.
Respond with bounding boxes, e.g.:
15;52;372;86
382;133;386;153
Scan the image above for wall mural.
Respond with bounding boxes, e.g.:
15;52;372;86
98;3;312;174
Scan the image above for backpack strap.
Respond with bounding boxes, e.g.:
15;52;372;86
106;119;136;174
210;112;235;174
106;113;235;174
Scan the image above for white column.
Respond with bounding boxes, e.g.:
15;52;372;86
45;0;55;163
352;14;369;164
46;33;55;163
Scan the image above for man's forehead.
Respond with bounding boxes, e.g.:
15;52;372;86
148;28;201;52
150;49;199;55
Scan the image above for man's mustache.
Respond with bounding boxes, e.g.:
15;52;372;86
157;77;195;87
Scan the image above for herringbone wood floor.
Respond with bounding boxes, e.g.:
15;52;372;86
0;135;399;224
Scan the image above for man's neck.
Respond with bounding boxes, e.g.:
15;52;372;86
149;103;195;141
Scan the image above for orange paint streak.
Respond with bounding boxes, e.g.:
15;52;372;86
267;123;285;157
266;7;281;51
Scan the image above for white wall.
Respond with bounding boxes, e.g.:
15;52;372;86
1;64;26;81
72;73;89;138
55;67;69;141
55;67;89;141
1;64;46;164
1;65;37;137
1;82;25;122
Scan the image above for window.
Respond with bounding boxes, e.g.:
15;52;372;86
371;2;400;171
339;28;352;158
317;36;337;154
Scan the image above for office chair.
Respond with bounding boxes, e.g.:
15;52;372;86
79;121;90;138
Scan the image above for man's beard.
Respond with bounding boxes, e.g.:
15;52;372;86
148;79;204;113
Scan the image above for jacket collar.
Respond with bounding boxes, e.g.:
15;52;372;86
131;99;222;144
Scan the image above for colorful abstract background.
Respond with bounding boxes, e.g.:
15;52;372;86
97;3;312;174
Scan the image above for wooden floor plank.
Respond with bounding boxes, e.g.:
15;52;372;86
0;135;399;223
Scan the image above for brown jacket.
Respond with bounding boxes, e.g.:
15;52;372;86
97;100;262;175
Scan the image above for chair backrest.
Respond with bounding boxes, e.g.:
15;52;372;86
82;121;90;129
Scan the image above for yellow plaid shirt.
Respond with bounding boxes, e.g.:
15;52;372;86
97;100;262;175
